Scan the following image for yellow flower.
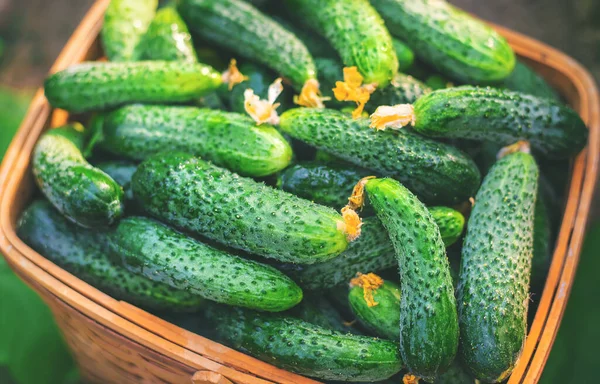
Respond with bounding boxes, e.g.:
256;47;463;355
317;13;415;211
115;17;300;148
222;59;248;90
339;206;362;242
244;78;283;125
349;272;384;307
332;67;377;119
294;79;329;108
369;104;416;131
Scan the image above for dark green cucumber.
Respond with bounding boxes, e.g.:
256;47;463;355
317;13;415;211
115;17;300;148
429;206;465;247
433;361;475;384
499;61;559;101
314;57;346;109
207;305;402;381
17;200;203;311
393;39;415;72
32;124;124;228
137;7;198;62
365;178;458;380
179;0;316;90
98;104;292;177
412;86;588;158
349;278;401;340
290;294;356;333
101;0;157;61
284;0;398;87
425;74;453;90
271;15;335;59
457;151;538;382
109;217;302;311
531;190;552;294
279;108;481;204
132;152;351;264
44;61;221;112
367;73;431;113
370;0;515;83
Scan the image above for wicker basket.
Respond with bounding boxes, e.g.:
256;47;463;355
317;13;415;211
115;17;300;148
1;1;598;383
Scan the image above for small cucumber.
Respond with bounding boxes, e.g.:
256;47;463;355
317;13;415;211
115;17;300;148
365;177;458;380
499;61;559;101
98;104;292;177
101;0;157;61
207;305;403;381
17;200;203;311
411;86;588;158
109;217;302;311
279;108;481;205
96;160;137;204
290;294;356;333
44;61;222;112
32;124;124;228
370;0;515;82
137;7;198;62
368;73;431;113
393;39;415;72
284;0;398;87
132;152;354;264
457;150;538;382
430;206;465;247
179;0;316;90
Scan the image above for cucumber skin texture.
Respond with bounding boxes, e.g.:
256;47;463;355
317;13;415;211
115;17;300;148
137;7;198;62
179;0;316;89
207;305;403;381
457;152;538;382
499;61;559;101
349;280;401;340
365;178;458;380
279;108;481;205
96;160;137;203
368;73;431;113
101;0;157;62
393;39;415;72
314;57;347;109
371;0;515;83
284;0;398;87
413;86;588;158
44;61;222;113
531;191;551;293
17;200;203;311
291;294;355;333
99;104;292;177
429;206;465;247
109;217;302;312
132;152;348;264
32;125;124;228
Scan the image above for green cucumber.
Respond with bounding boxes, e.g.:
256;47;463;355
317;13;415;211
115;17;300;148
137;7;198;62
270;15;335;59
101;0;157;61
290;294;356;333
132;152;352;264
411;86;587;158
499;61;559;101
207;305;403;381
96;160;137;206
425;74;453;90
457;151;538;382
434;362;475;384
179;0;316;90
32;124;124;228
430;206;465;247
370;0;515;82
98;104;292;177
531;190;552;294
284;0;398;87
348;277;400;340
368;73;431;113
393;39;415;72
279;108;481;204
314;57;345;109
365;177;458;380
109;216;302;311
44;61;221;112
17;200;203;311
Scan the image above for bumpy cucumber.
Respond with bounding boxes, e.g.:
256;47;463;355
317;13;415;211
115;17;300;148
393;39;415;72
207;305;403;381
137;7;197;62
179;0;316;90
133;152;351;264
365;178;458;380
32;124;123;228
96;160;137;206
368;73;431;113
101;0;157;61
412;86;588;158
44;61;221;112
98;104;292;177
457;151;538;382
531;190;552;293
109;217;302;311
284;0;398;87
430;206;465;247
349;278;401;340
370;0;515;82
279;108;481;204
290;294;356;333
499;61;559;101
18;200;203;311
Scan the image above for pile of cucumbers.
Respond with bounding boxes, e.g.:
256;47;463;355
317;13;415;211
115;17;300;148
21;0;587;382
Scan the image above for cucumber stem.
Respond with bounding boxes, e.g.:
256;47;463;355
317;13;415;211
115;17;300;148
222;59;248;90
340;206;362;242
347;176;377;210
294;79;329;108
496;140;531;159
243;77;283;125
369;104;416;131
333;66;376;119
349;272;384;307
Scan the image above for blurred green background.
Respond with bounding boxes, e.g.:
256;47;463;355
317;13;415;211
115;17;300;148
0;0;598;383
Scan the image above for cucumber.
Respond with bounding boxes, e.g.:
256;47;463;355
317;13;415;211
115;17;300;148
499;61;559;101
98;104;292;177
433;362;475;384
44;61;222;112
393;39;415;72
365;177;458;380
430;206;465;247
279;108;481;205
457;150;538;382
96;160;137;204
284;0;398;87
370;0;515;82
207;304;403;381
137;7;198;62
367;73;431;113
132;152;354;264
270;15;335;59
101;0;157;61
17;200;203;311
290;294;356;333
32;124;124;228
531;190;552;294
411;86;587;158
109;216;302;311
179;0;316;91
314;57;346;109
